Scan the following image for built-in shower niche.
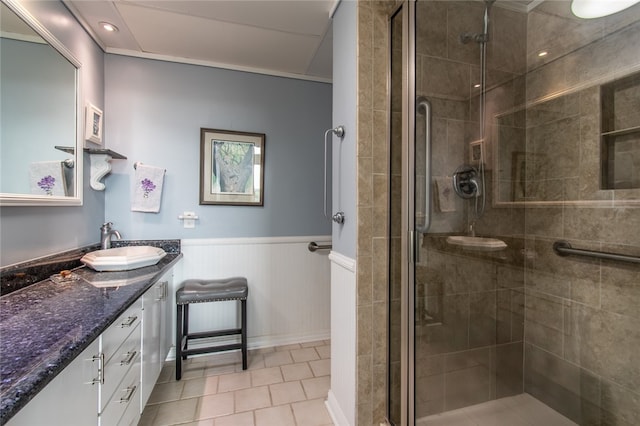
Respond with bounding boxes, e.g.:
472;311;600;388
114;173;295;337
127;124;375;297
601;71;640;190
494;71;640;205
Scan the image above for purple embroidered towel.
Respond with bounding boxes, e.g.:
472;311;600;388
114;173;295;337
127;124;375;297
132;164;165;213
29;161;67;196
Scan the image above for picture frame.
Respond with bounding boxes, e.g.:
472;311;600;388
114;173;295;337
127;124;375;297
84;103;103;145
200;128;265;206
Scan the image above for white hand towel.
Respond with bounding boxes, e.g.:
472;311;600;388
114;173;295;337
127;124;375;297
29;161;67;196
434;176;456;212
132;164;165;213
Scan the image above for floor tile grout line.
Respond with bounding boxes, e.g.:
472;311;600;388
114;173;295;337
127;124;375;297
143;341;331;426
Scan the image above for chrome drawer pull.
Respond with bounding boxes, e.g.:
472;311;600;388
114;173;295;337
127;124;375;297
120;315;138;327
155;281;168;301
120;350;137;366
118;385;137;403
85;353;105;385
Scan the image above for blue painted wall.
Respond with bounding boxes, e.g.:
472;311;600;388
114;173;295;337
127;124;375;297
104;55;332;239
331;1;357;258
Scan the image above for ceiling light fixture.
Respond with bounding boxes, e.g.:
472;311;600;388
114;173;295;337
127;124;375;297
538;51;548;57
571;0;640;19
99;21;119;32
474;83;481;88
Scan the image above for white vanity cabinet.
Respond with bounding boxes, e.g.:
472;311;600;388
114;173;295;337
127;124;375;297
140;270;173;409
6;339;100;426
7;269;176;426
7;302;143;426
98;302;142;426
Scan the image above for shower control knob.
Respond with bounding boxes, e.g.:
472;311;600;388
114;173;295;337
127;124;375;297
332;211;345;224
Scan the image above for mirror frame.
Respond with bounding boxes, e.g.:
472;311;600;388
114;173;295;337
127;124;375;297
0;0;83;206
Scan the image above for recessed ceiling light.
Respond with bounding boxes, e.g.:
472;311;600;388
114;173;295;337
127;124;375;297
473;83;481;88
99;22;119;32
538;51;548;57
571;0;640;19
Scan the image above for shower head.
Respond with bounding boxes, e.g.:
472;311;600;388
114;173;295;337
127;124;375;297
459;0;495;45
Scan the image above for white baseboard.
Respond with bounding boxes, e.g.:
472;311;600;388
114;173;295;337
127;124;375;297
326;390;351;426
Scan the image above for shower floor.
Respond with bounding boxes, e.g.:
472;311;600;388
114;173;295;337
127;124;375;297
417;393;577;426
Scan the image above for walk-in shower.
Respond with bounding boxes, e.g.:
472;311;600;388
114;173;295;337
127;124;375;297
388;0;640;425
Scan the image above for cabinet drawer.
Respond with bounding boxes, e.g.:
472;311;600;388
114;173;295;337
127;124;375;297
101;302;141;363
99;360;141;426
101;323;140;412
118;380;143;426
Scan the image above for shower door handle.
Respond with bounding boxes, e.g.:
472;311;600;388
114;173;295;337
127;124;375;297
416;98;431;233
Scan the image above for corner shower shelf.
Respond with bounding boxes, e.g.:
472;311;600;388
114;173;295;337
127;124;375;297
600;72;640;190
84;148;127;191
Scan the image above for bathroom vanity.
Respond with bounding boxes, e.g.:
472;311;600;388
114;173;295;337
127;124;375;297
0;241;182;425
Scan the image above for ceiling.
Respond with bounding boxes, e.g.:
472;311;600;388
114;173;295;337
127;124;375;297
63;0;338;82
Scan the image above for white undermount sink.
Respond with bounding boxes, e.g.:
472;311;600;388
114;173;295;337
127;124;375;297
446;236;507;251
81;246;167;271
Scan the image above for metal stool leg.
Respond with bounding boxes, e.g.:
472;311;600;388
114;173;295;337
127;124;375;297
176;303;183;380
182;303;189;360
241;299;247;370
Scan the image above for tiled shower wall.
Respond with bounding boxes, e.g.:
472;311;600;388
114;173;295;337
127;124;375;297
358;1;639;425
355;1;398;425
518;3;640;425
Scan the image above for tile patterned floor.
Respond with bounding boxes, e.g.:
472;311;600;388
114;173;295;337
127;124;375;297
138;340;334;426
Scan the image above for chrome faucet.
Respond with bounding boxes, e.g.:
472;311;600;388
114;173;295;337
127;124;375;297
100;222;122;249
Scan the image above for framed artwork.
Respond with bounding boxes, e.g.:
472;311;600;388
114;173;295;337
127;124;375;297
200;128;265;206
84;103;103;145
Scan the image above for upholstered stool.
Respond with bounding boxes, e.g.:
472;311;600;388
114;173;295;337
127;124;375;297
175;277;248;380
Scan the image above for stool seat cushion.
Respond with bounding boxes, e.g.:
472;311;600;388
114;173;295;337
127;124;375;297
176;277;248;304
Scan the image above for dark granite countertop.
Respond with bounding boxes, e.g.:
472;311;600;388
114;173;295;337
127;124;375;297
0;241;183;424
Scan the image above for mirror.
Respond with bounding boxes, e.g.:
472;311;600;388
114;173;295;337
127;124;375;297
0;0;82;206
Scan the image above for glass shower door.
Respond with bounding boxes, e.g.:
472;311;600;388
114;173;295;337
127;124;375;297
407;1;640;425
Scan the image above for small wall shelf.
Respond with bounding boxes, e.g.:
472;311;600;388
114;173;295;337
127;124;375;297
54;145;75;154
84;148;127;191
600;72;640;190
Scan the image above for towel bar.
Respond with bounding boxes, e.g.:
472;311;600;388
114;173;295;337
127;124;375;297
308;242;332;252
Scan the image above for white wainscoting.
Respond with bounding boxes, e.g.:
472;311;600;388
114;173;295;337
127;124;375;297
326;251;356;426
171;236;331;351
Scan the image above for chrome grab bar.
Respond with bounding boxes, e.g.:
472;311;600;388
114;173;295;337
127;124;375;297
324;126;345;222
308;242;332;252
416;97;431;233
553;240;640;264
